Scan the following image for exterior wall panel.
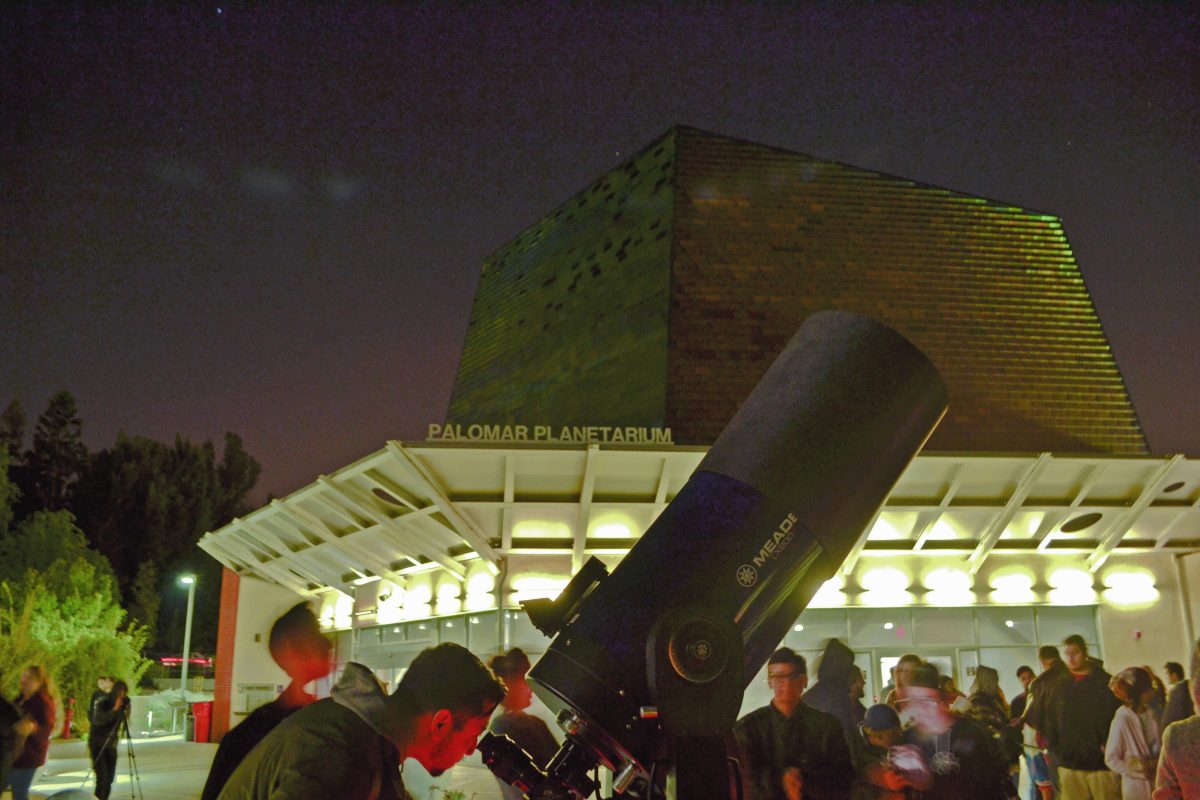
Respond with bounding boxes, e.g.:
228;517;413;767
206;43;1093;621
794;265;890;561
447;134;678;429
667;128;1146;453
449;126;1145;454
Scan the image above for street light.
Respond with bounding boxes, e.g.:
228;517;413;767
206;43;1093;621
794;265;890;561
178;575;196;693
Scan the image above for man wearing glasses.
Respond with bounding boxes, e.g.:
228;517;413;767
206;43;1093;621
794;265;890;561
733;648;853;800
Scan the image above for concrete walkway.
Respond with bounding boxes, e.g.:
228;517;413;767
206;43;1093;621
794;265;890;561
22;735;215;800
18;734;505;800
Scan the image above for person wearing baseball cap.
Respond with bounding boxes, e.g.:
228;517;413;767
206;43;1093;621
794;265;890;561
852;703;931;799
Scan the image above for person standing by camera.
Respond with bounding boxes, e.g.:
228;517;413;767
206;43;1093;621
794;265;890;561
87;676;113;729
89;679;130;800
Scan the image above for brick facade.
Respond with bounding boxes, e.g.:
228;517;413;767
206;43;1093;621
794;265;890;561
211;567;240;743
448;127;1147;454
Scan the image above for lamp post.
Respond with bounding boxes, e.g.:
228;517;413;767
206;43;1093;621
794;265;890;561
179;575;196;693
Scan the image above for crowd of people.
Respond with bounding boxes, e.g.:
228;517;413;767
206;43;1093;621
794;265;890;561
4;602;1199;800
733;634;1200;800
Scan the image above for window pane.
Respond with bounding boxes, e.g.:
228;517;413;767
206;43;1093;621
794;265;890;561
977;607;1036;646
789;609;848;651
467;612;499;655
848;608;913;648
979;647;1040;705
1035;606;1099;652
912;608;975;647
505;610;553;653
439;617;467;647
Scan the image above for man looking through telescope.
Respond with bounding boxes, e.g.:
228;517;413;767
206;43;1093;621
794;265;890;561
218;643;504;800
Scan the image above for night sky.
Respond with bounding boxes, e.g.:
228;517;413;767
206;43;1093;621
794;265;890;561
4;3;1198;504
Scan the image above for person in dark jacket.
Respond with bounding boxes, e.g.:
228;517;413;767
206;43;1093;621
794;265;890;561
201;602;333;800
1009;665;1035;721
3;665;57;800
219;643;504;800
1022;644;1068;794
87;676;113;729
734;648;854;800
1043;635;1120;800
803;639;862;758
89;680;130;800
1161;660;1195;730
488;648;559;800
1155;638;1200;800
965;666;1021;785
898;664;1012;800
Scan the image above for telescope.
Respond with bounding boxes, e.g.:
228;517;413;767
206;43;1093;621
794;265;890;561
480;311;948;799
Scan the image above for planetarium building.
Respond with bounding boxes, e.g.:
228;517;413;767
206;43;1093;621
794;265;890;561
201;127;1199;744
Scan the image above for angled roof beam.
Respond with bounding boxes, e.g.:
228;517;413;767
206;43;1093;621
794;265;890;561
315;476;467;580
386;442;501;566
1031;511;1067;546
234;524;348;593
1089;455;1185;571
1039;463;1105;552
840;506;884;577
235;517;295;559
912;463;965;551
574;445;599;573
209;534;315;596
362;468;424;513
270;498;411;588
198;535;254;576
283;547;356;596
969;453;1052;573
1154;492;1200;549
306;488;446;564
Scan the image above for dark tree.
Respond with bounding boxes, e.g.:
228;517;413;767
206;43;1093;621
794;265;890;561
22;391;89;514
0;448;18;534
216;432;261;522
73;431;261;652
0;400;24;461
127;560;161;638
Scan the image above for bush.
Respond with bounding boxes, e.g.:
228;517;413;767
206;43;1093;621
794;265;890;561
0;511;149;735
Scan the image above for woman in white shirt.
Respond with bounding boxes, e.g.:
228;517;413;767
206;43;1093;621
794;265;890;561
1105;666;1162;800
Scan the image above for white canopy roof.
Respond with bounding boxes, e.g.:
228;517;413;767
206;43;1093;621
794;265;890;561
199;442;1199;597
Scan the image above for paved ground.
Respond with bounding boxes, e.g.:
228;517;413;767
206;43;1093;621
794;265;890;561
17;734;505;800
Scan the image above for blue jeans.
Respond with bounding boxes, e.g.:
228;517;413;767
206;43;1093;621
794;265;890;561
6;766;38;800
1026;751;1053;799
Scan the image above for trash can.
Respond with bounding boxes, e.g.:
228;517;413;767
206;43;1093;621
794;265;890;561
192;701;214;743
184;711;195;742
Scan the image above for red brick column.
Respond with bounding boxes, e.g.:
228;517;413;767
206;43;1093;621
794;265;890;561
211;567;240;742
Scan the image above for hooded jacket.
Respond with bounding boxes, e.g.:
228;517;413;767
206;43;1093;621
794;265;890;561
801;639;860;753
218;663;414;800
